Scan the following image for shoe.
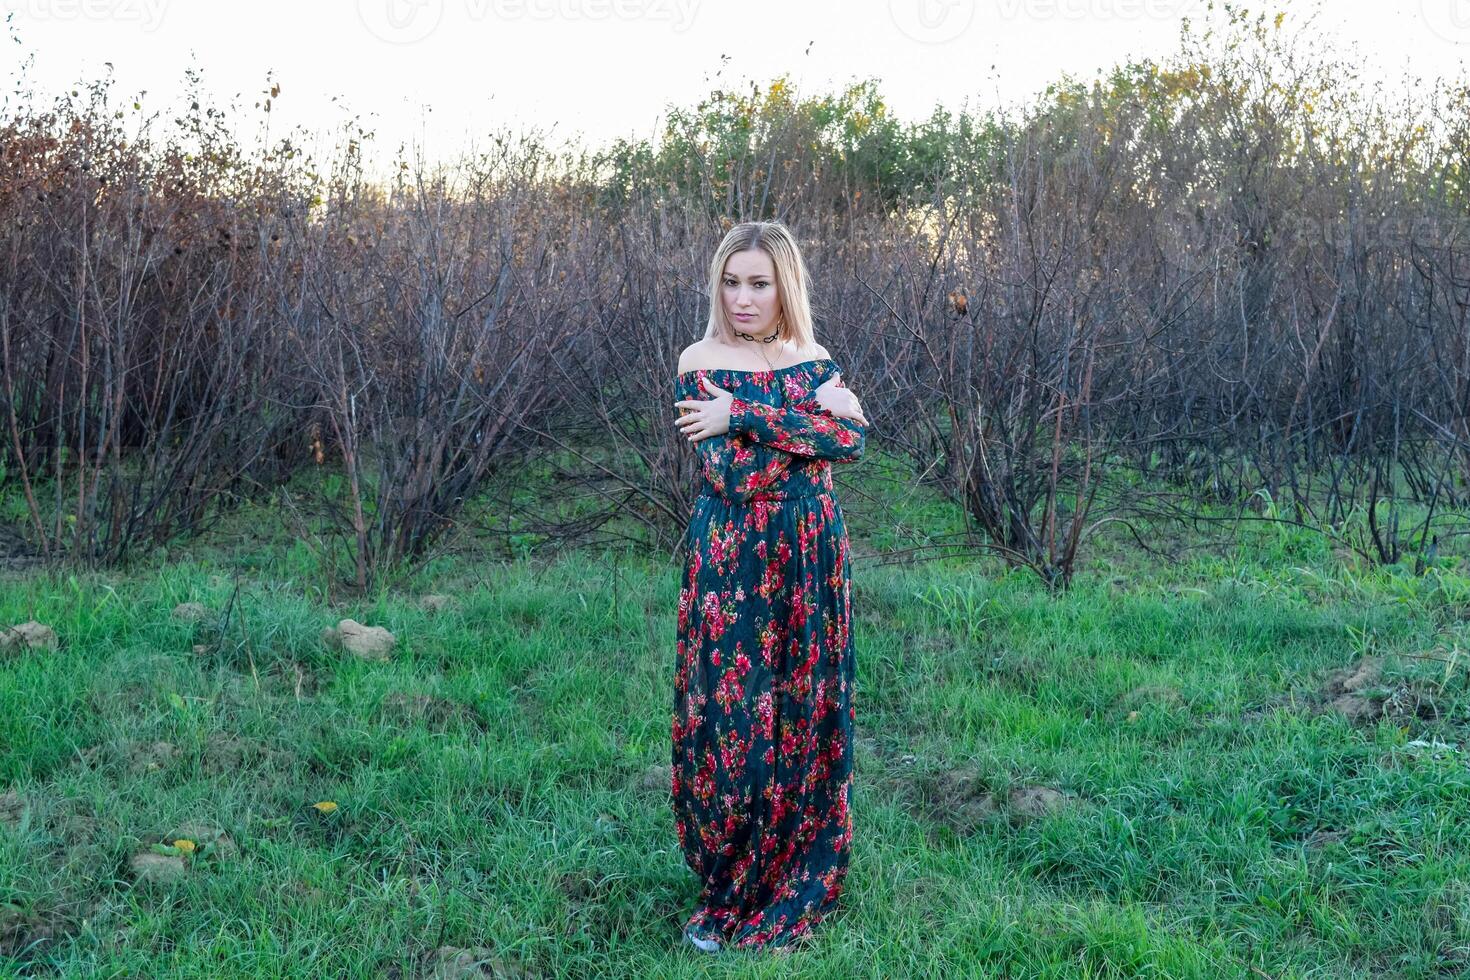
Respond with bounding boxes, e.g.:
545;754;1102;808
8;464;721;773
684;927;722;953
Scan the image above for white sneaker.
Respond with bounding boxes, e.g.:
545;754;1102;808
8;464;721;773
684;927;722;953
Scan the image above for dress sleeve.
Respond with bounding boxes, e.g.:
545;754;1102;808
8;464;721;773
727;365;865;463
678;374;795;498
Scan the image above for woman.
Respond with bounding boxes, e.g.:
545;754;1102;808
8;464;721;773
670;220;869;954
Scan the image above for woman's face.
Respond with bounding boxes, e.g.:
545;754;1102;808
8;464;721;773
721;248;781;338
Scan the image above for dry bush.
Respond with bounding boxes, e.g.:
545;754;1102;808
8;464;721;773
4;9;1470;588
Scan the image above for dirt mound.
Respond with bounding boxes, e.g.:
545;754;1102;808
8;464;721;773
1314;656;1448;727
634;763;671;798
1008;785;1074;818
381;692;486;731
423;946;539;978
0;902;71;961
916;767;1000;832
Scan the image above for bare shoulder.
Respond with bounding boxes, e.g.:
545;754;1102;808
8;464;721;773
677;339;753;373
677;339;833;374
676;340;716;375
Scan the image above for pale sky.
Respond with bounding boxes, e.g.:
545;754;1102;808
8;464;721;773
3;0;1467;180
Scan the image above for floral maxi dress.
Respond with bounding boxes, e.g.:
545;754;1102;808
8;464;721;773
671;357;866;951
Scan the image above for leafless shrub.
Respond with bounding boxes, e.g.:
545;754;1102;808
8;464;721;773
0;72;310;562
4;10;1470;588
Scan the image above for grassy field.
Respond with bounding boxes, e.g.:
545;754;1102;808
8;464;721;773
2;456;1469;978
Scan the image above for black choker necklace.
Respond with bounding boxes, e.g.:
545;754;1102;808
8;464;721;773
734;328;780;344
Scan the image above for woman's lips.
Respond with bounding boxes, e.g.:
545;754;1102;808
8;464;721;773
733;313;755;320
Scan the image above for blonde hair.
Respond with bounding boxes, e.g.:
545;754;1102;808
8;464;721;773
703;221;816;350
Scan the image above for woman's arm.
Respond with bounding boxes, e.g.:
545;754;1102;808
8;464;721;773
726;396;865;463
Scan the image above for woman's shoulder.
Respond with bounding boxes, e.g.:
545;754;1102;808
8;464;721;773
675;341;712;374
676;340;830;373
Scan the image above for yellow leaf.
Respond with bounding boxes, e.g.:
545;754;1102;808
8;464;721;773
312;801;339;814
173;839;197;854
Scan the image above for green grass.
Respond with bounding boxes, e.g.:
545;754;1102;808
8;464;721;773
2;456;1469;978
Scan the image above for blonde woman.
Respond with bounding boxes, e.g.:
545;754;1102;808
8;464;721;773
670;220;868;953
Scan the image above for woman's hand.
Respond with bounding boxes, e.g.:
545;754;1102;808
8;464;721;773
814;376;869;427
673;377;734;444
674;375;869;445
